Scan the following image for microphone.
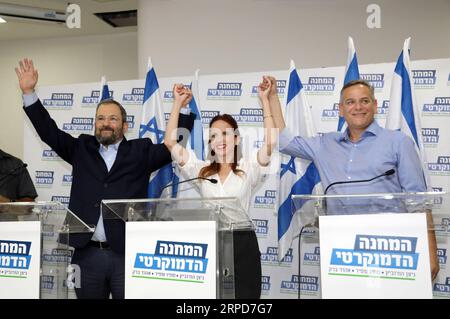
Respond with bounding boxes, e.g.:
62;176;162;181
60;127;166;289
324;169;395;195
160;176;218;193
0;163;28;184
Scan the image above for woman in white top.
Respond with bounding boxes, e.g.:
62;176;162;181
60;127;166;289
164;77;277;299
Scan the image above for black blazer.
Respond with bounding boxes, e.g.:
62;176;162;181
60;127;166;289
24;99;195;253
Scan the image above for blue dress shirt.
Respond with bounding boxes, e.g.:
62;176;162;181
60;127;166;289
91;141;122;241
279;120;427;196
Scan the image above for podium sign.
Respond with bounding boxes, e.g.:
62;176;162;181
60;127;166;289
319;213;432;299
125;221;217;299
0;202;93;299
0;221;41;299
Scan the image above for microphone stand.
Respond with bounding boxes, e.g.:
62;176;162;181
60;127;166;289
160;176;218;197
322;169;396;216
298;169;395;299
324;169;396;195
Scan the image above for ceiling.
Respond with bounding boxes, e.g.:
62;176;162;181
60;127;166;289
0;0;137;42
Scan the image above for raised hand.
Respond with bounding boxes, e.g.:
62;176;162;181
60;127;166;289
260;75;286;130
172;84;192;108
267;76;278;97
258;76;272;100
15;58;39;94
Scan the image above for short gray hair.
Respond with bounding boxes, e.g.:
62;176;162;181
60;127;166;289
339;79;375;104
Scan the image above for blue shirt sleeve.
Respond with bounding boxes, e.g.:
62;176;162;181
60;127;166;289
23;92;39;107
180;107;191;115
395;134;427;192
278;128;316;161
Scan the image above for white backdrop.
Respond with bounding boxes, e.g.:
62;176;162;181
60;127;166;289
24;58;450;298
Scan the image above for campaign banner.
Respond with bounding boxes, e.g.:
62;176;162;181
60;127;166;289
24;58;450;299
0;221;41;299
319;213;432;299
125;221;217;299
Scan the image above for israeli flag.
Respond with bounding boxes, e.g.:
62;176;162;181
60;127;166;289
139;57;174;198
337;36;360;132
385;37;430;189
99;75;111;101
188;70;205;161
171;69;205;198
277;60;322;261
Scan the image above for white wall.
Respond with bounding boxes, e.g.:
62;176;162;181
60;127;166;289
2;0;449;158
0;32;138;158
138;0;450;78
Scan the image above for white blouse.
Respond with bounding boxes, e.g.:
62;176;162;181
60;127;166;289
176;148;269;225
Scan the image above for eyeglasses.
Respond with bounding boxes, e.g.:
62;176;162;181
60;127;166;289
96;115;121;124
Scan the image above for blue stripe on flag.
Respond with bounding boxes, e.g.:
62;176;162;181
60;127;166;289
147;163;174;198
189;87;200;115
287;69;302;105
344;55;360;84
394;52;419;147
189;95;205;160
278;162;320;240
143;68;159;102
338;51;360;132
139;117;164;142
337;114;346;132
171;173;179;198
101;84;110;101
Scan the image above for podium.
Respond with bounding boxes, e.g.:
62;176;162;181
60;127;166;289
291;191;449;299
101;197;255;299
0;201;94;299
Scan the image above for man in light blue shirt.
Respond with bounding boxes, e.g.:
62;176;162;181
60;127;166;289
264;77;438;280
278;80;426;195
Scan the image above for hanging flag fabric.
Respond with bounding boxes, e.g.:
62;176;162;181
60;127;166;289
277;60;321;261
385;37;430;189
337;36;360;132
99;75;111;101
139;57;174;198
172;69;205;198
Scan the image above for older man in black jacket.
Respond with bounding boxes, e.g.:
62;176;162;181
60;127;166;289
15;58;195;299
